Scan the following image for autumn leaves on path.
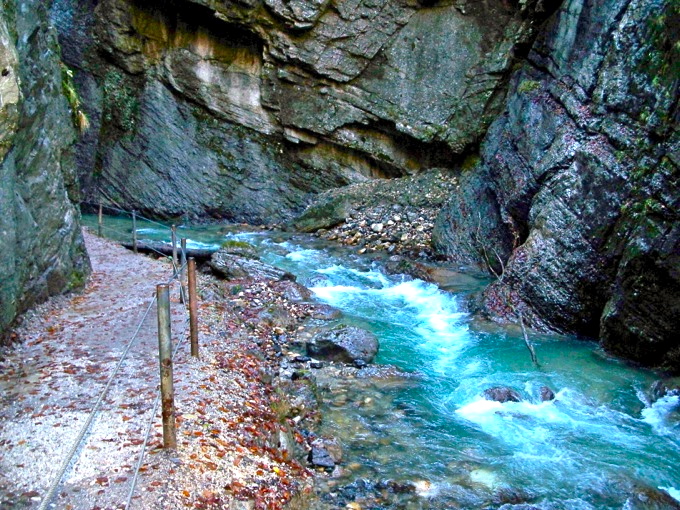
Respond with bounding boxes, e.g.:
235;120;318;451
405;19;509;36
0;229;313;509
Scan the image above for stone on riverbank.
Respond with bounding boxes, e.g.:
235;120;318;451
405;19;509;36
210;249;295;281
307;325;379;364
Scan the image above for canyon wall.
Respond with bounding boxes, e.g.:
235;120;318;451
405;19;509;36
433;0;679;370
0;0;89;338
53;0;555;223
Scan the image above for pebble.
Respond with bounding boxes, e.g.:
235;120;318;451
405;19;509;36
371;223;384;233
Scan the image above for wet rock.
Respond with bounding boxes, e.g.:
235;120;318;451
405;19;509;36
309;437;342;468
483;387;522;403
539;386;555;402
623;485;680;510
650;379;680;403
210;250;296;281
307;325;379;364
307;304;343;321
277;280;314;302
219;240;258;259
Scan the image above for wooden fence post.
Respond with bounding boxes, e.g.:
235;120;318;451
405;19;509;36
132;210;138;253
171;225;178;276
180;238;188;304
157;284;177;449
188;258;198;357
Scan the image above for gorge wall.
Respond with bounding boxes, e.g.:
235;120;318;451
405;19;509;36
52;0;556;223
0;0;89;339
433;0;679;371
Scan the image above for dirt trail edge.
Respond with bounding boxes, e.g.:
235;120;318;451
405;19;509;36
0;229;315;510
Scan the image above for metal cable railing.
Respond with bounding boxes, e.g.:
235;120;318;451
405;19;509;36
38;294;159;510
38;207;197;509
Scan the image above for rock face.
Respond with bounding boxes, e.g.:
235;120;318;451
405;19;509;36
307;325;379;364
0;0;89;339
51;0;555;222
433;0;680;371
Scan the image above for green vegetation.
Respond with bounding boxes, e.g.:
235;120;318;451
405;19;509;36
102;69;139;133
221;239;254;249
461;153;481;172
67;268;88;291
60;63;90;132
641;3;680;88
517;80;541;94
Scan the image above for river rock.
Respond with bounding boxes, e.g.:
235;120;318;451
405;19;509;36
309;437;343;468
276;280;314;302
307;304;343;321
210;250;295;281
257;306;297;330
219;240;258;259
650;379;680;403
307;325;379;364
483;387;522;403
539;386;555;402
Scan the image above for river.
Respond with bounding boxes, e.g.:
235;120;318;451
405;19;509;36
83;214;680;509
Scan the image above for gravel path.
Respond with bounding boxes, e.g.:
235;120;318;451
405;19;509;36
0;229;313;510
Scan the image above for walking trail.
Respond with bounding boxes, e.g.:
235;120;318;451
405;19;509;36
0;229;312;509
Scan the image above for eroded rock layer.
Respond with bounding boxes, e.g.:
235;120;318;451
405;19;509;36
0;0;89;338
433;0;679;370
53;0;555;222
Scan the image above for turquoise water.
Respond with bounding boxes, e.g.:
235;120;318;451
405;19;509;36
83;214;680;508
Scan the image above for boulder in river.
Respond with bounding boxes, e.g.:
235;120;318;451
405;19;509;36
650;379;680;403
210;250;295;281
539;386;555;402
483;387;522;403
307;325;379;364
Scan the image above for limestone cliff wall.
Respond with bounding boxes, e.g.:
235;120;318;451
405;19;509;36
433;0;679;371
0;0;89;338
53;0;555;222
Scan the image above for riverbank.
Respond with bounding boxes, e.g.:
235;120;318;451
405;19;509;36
0;230;321;509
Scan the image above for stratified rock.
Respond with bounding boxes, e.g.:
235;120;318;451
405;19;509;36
53;0;556;222
0;0;90;338
433;0;680;371
483;387;522;403
307;325;379;364
210;250;295;281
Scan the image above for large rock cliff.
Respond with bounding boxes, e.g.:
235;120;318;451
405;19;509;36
0;0;89;339
53;0;556;223
433;0;679;371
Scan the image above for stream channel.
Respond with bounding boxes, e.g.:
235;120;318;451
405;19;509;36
84;214;680;509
